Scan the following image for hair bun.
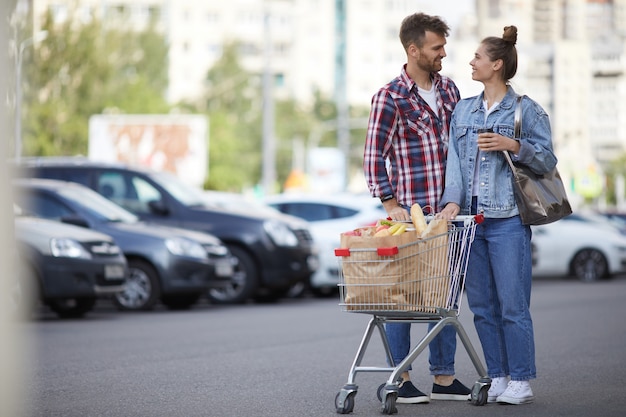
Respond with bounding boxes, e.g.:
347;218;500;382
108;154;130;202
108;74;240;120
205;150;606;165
502;25;518;45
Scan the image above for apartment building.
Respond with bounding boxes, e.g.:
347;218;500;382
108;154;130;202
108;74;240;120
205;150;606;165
26;0;626;197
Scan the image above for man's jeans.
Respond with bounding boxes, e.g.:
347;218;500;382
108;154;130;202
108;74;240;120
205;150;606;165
465;215;536;381
385;202;459;376
385;322;458;376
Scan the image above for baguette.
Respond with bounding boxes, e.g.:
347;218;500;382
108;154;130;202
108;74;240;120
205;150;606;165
410;203;427;235
420;218;446;238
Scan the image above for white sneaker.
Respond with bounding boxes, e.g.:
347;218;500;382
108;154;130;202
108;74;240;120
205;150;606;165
487;377;508;403
496;380;535;405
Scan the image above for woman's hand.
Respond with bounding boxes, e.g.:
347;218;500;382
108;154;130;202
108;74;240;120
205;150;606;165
437;203;460;220
477;132;520;153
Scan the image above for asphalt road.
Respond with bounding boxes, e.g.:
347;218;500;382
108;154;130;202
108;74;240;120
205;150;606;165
12;275;626;417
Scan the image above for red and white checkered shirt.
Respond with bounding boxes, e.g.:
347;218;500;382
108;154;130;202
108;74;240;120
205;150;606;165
363;65;460;213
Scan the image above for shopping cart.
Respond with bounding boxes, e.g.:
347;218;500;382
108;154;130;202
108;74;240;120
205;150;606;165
333;215;490;414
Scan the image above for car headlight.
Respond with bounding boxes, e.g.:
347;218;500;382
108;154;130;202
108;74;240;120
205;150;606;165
50;238;92;259
165;237;208;259
203;243;230;257
264;220;298;247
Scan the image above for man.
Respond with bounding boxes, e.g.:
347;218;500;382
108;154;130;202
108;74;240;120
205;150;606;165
363;12;470;403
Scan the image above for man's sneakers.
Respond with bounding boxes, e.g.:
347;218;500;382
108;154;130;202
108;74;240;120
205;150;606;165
396;380;430;404
496;380;535;405
430;378;471;401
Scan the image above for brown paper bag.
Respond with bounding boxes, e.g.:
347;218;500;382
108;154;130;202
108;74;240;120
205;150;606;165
339;227;419;311
406;219;450;312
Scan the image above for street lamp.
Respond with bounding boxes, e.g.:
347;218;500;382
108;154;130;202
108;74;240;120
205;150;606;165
15;30;48;160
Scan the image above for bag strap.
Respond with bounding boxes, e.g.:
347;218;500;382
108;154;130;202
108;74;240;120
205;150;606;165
513;95;523;140
503;95;523;173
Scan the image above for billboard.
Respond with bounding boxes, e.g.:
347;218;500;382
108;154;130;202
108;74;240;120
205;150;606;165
88;114;208;187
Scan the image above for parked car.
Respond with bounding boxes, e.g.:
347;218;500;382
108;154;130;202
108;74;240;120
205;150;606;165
13;178;235;311
595;210;626;234
531;214;626;281
14;157;318;304
203;191;327;297
14;209;128;319
264;193;388;296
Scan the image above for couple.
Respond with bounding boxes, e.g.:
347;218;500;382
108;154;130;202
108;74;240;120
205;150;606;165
364;12;554;406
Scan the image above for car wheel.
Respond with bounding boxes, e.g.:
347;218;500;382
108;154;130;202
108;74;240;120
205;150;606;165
47;297;96;319
161;294;201;310
571;249;608;282
286;280;310;298
207;246;258;304
115;259;161;311
311;285;338;298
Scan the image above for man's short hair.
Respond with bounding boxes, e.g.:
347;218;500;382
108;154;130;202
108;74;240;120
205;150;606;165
399;13;450;50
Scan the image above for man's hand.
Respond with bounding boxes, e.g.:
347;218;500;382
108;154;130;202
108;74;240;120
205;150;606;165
382;198;410;221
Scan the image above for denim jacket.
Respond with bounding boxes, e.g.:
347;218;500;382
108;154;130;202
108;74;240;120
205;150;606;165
440;87;557;218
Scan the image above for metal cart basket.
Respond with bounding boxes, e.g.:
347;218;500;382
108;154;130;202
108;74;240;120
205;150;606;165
333;215;490;414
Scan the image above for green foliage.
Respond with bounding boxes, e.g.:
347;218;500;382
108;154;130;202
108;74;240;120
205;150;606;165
604;153;626;205
20;11;373;192
22;9;169;156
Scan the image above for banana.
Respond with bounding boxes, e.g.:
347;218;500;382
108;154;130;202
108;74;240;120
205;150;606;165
387;223;402;235
391;223;407;235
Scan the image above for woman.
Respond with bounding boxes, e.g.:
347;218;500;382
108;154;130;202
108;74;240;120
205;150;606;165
438;26;556;405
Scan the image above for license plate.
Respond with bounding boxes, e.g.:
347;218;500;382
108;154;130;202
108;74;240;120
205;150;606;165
105;264;126;280
215;260;234;277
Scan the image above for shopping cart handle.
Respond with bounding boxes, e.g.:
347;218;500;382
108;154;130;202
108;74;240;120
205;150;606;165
424;214;485;224
377;247;399;256
335;248;351;257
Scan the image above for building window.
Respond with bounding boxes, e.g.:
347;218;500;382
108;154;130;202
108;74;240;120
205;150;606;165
50;4;69;23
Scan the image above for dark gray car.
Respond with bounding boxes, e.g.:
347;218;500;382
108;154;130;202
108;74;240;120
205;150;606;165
14;157;318;304
13;178;235;311
14;213;127;319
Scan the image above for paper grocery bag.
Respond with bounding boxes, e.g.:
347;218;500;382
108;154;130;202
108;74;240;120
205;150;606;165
339;227;418;311
406;219;450;312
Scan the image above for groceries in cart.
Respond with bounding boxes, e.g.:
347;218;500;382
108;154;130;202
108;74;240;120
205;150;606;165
334;209;489;414
335;204;475;313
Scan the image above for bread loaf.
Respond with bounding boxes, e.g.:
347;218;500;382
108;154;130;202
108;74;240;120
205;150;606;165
410;203;427;235
420;218;447;238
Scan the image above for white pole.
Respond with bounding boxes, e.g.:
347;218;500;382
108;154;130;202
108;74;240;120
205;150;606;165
14;30;47;161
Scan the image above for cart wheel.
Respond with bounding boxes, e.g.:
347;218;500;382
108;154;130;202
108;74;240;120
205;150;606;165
376;383;385;402
381;392;398;415
470;382;489;406
335;391;355;414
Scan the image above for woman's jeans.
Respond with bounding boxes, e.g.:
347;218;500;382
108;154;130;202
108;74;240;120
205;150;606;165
385;322;458;376
465;215;536;381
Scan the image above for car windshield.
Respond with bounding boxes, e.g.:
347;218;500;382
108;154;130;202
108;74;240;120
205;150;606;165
58;186;139;223
149;171;207;207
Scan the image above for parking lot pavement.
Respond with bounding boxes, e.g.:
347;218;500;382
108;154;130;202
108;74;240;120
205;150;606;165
9;275;626;417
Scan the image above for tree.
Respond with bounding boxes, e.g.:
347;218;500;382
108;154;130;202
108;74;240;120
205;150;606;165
22;9;169;156
605;153;626;206
200;41;263;191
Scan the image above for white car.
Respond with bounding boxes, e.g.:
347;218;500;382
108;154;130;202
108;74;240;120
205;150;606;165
531;213;626;281
265;193;388;296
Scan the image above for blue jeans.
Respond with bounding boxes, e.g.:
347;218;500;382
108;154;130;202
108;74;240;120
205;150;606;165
385;322;458;375
465;215;536;381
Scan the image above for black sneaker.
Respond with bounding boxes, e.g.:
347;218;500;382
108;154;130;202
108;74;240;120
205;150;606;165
430;379;471;401
397;380;430;404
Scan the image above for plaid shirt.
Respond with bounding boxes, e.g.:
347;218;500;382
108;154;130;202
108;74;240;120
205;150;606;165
363;65;460;213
